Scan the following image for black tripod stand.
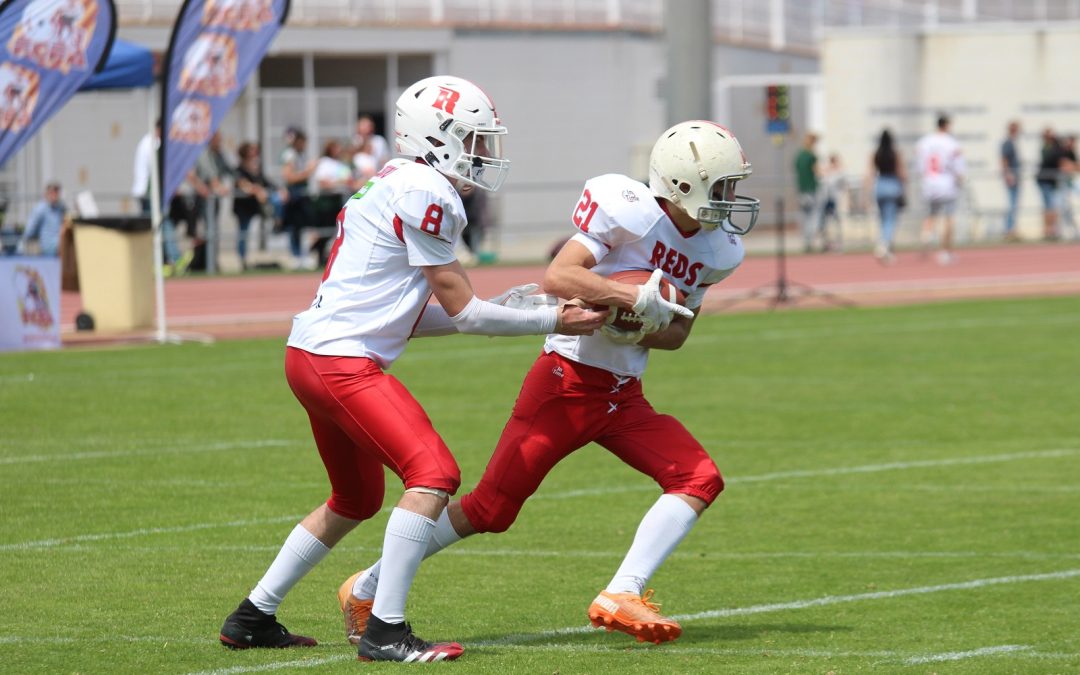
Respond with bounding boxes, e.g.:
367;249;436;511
718;195;855;310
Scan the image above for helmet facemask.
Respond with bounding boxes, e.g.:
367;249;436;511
446;122;509;192
697;174;759;234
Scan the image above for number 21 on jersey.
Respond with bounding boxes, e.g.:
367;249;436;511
573;189;599;232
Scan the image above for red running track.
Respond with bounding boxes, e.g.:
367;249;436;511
60;243;1080;344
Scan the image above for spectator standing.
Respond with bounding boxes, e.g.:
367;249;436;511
132;120;183;272
280;127;317;270
131;120;159;215
232;142;281;271
794;133;822;252
916;114;965;265
1058;134;1078;240
867;129;906;264
197;131;234;224
18;182;67;256
312;139;356;267
1000;120;1022;242
352;114;390;171
166;170;209;276
1036;128;1067;241
819;153;846;251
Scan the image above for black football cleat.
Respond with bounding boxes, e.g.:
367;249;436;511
219;598;318;649
357;616;463;663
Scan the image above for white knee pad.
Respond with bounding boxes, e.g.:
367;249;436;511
405;487;449;499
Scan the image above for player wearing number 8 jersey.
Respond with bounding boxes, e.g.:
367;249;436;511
218;76;606;664
340;121;760;646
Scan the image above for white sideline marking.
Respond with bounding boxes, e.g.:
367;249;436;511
211;543;1025;560
0;636;75;644
187;656;352;675
0;515;304;551
900;645;1032;665
671;569;1080;621
174;564;1080;675
0;439;293;466
479;568;1080;645
533;448;1080;500
0;373;35;384
732;448;1080;484
4;447;1076;552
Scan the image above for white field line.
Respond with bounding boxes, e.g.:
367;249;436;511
0;636;1066;664
0;515;304;552
23;540;1080;565
532;448;1080;500
3;447;1076;552
0;638;1074;672
730;448;1080;484
899;645;1032;665
0;439;293;466
173;566;1080;675
479;568;1080;646
186;656;353;675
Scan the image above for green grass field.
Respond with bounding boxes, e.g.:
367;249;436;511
2;296;1079;674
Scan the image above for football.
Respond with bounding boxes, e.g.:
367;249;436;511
597;269;687;332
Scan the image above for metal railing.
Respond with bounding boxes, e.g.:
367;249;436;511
115;1;1080;52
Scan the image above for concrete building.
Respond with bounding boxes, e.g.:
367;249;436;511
3;1;1078;264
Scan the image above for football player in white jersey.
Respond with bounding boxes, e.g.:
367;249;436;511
219;76;632;663
338;121;759;645
916;114;966;264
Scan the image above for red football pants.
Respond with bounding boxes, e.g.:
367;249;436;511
284;347;461;521
461;351;724;533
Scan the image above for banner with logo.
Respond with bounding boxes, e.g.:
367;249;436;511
0;256;61;350
159;0;289;205
0;0;115;168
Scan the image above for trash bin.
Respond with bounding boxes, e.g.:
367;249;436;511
73;217;153;331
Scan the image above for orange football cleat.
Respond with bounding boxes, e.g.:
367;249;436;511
338;570;374;645
587;589;682;644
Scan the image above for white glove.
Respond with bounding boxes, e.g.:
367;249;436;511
601;323;646;345
631;269;694;332
487;283;558;310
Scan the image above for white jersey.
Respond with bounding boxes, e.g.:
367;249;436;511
545;174;744;378
287;159;466;368
916;131;965;201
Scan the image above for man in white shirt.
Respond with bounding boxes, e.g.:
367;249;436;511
219;76;646;664
338;121;758;647
131;119;183;269
916;114;966;264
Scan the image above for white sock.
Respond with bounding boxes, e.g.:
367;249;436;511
353;508;461;601
605;494;699;596
248;524;331;615
370;508;436;624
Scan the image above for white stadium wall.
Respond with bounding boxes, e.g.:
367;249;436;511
823;23;1080;240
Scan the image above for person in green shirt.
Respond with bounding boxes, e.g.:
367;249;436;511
794;133;822;252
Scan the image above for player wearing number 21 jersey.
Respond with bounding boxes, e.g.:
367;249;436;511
218;76;607;664
341;121;761;645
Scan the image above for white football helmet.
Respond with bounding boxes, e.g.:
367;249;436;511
648;121;760;234
394;76;510;192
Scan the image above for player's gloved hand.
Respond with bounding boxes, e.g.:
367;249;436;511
600;322;646;345
487;283;558;310
631;269;694;332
